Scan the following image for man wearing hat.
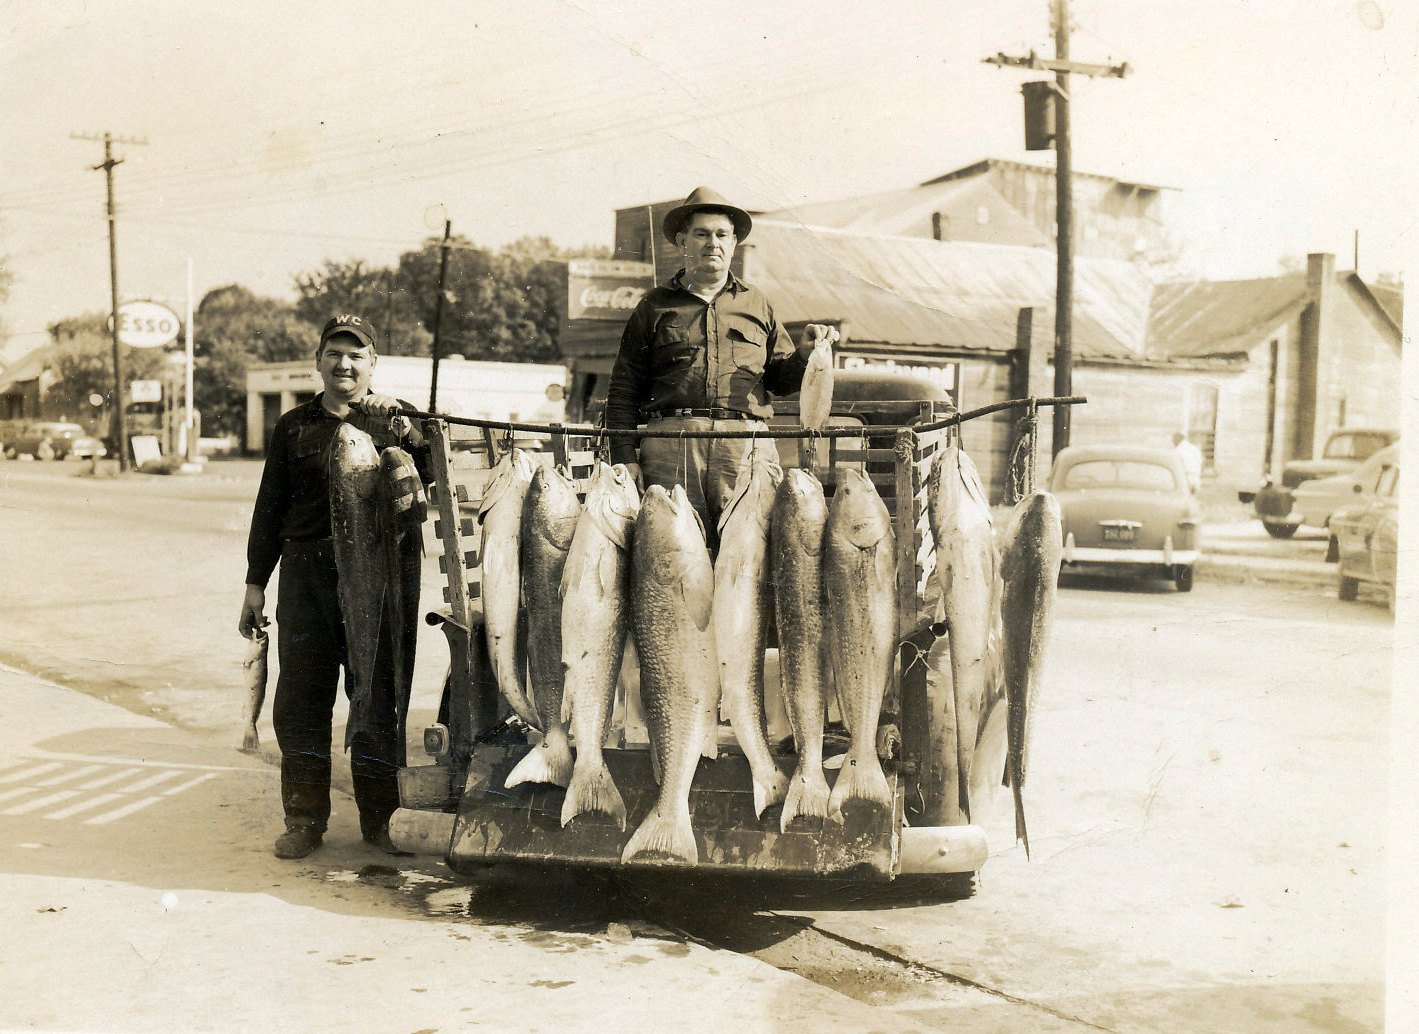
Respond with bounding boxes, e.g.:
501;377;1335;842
605;187;839;541
239;314;432;859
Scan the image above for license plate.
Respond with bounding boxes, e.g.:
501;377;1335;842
1102;525;1136;543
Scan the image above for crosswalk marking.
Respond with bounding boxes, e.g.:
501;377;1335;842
0;762;62;784
78;767;144;790
162;772;218;796
0;786;44;805
120;770;188;794
5;790;81;816
35;764;106;787
46;792;126;820
84;796;164;826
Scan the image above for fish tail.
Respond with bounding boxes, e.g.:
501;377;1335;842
1013;781;1030;860
826;751;892;823
620;804;698;865
780;765;831;832
749;761;790;819
504;727;574;789
560;759;627;831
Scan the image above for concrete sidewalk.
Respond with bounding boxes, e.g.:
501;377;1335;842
0;662;929;1034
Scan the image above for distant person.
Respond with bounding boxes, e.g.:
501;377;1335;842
604;186;840;540
1173;432;1202;494
238;314;432;860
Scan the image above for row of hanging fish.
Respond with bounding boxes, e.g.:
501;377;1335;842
475;445;900;865
927;442;1062;858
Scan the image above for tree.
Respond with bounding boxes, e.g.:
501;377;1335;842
193;285;310;439
47;313;167;425
293;259;431;356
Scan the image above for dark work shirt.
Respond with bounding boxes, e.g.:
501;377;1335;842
604;269;809;464
245;394;433;587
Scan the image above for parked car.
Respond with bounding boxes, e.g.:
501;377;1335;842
1241;426;1398;539
1290;443;1400;559
1332;450;1399;606
2;421;108;461
1050;443;1201;592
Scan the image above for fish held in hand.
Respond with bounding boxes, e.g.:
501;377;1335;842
330;424;387;748
240;626;269;753
506;464;583;789
714;448;788;818
999;489;1062;858
823;468;896;822
770;468;832;831
379;446;425;763
560;463;641;828
622;484;717;865
479;448;540;730
799;338;835;431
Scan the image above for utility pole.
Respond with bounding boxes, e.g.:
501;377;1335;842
427;219;453;412
984;0;1127;455
73;131;148;471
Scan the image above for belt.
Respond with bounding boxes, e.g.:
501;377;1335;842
649;408;752;420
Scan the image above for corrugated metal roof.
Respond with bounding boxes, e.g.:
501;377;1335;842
1145;276;1309;359
745;221;1152;359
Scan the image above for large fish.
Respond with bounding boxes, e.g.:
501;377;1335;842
770;468;831;831
239;626;268;753
799;338;834;431
928;442;997;816
560;463;641;828
999;489;1062;858
823;467;897;821
378;447;426;764
506;464;582;788
622;484;717;864
479;448;539;729
713;447;788;818
330;423;387;747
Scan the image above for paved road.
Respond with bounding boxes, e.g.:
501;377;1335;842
0;458;1400;1031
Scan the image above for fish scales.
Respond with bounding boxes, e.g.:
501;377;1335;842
799;339;834;431
330;424;387;748
240;627;268;753
714;448;789;819
379;447;425;765
560;464;640;829
506;465;582;789
823;468;897;822
622;484;717;865
770;469;832;831
478;448;540;729
999;489;1062;857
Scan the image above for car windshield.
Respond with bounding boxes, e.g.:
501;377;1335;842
1060;459;1178;491
1324;432;1391;460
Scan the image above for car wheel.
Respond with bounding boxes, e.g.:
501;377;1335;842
1338;574;1360;602
1;446;14;460
1174;566;1194;593
1262;520;1298;539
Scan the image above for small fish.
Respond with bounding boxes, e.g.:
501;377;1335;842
823;468;897;821
505;465;582;789
622;485;717;865
240;626;268;753
479;448;540;730
770;468;832;831
714;448;788;819
999;489;1063;858
330;423;386;748
799;338;835;431
928;442;998;816
560;464;641;829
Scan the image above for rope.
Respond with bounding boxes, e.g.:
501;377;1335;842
1005;401;1041;503
390;395;1087;442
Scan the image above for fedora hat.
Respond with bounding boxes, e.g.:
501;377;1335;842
662;186;752;244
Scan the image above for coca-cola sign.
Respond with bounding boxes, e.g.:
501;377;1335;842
567;259;653;321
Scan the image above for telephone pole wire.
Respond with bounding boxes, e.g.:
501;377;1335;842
72;131;148;472
983;0;1128;456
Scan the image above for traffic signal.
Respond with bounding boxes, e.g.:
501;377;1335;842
1022;80;1056;151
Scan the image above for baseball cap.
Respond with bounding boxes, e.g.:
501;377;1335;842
319;313;377;351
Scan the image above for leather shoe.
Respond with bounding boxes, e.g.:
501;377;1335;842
364;825;413;857
273;826;323;859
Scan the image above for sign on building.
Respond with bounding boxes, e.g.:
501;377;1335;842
130;379;163;404
566;259;653;321
116;300;181;349
840;352;959;397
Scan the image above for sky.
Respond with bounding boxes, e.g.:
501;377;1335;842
2;0;1416;365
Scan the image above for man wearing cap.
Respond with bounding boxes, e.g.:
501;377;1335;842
239;314;432;859
605;187;839;543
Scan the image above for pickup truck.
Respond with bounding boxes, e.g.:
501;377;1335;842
1239;427;1398;538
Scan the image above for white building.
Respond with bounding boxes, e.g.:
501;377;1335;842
245;355;568;453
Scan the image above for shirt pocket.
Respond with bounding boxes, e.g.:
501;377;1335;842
726;316;769;372
653;316;697;368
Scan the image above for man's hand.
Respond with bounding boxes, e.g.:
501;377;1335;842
803;324;840;348
239;584;267;639
354;393;404;418
623;462;644;491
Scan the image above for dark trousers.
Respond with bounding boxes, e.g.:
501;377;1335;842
273;539;401;838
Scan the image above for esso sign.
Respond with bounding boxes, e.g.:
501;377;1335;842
116;300;180;349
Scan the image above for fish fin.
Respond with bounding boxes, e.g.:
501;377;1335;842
1013;776;1030;860
621;804;697;865
682;573;715;633
826;752;892;823
560;760;628;831
780;766;831;831
504;727;574;789
750;763;790;820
